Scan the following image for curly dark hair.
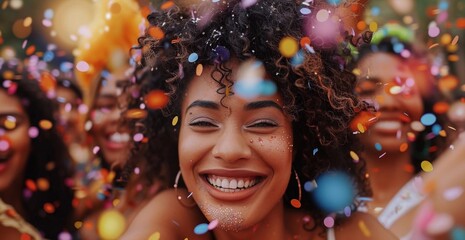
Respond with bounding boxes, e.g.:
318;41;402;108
354;37;449;173
0;59;74;238
126;0;371;232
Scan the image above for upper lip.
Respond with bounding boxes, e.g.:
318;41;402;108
375;112;411;123
198;169;267;178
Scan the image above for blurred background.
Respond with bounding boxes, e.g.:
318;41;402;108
1;0;464;92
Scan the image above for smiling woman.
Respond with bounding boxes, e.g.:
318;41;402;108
120;0;397;239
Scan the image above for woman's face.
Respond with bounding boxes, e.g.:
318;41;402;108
178;62;294;231
90;67;131;168
356;52;424;153
0;90;31;192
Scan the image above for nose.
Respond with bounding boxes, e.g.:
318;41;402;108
375;86;400;111
212;125;252;162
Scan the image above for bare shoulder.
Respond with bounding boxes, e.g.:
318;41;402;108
333;212;398;240
121;188;212;240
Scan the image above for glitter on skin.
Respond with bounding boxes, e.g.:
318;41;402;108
198;204;245;232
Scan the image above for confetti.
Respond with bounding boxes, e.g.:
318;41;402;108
279;37;298;58
358;220;371;237
420;113;436;126
374;143;382;151
194;223;209;235
208;219;219;230
323;216;334;228
148;26;165;40
76;61;90;72
188;53;199;63
399;143;409;152
349;151;359;162
313;171;355;212
148;232;160;240
145;90;169;109
28;127;39;138
316;9;330;22
421;160;434;172
43;202;55;214
290;199;301;208
196;64;203;76
304;180;317;192
378;152;386;158
172;116;179;126
97;210;126;239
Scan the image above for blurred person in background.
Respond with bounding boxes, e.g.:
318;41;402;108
0;57;74;239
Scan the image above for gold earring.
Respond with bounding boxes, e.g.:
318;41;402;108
174;170;197;208
290;169;302;209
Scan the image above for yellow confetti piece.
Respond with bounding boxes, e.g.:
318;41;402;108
196;64;203;76
357;123;365;133
421;160;434;172
352;68;361;76
97;210;126;240
350;151;359;162
358;220;371;237
369;22;378;32
74;221;83;229
279;37;298;58
148;232;160;240
172;116;179;126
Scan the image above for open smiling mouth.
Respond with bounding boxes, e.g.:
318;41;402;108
205;175;263;192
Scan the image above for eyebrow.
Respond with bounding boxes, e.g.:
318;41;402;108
185;100;220;114
185;100;283;114
244;100;283;112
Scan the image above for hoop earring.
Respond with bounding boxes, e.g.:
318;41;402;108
290;168;302;209
174;170;197;208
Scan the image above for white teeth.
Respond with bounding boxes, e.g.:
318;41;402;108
229;179;237;189
373;121;402;131
238;180;244;188
221;179;229;188
109;132;130;143
207;175;260;191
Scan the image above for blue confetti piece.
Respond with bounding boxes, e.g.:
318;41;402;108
371;6;380;16
188;53;199;63
313;171;356;213
313;148;318;155
194;223;209;235
432;124;442;135
259;80;277;96
452;227;465;240
421;113;437;126
375;143;382;151
300;7;311;15
43;51;54;62
291;49;305;66
44;9;54;19
326;0;341;5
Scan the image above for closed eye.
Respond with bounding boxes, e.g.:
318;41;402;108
246;120;278;128
188;119;218;128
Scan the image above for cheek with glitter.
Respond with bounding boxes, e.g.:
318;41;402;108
197;203;245;232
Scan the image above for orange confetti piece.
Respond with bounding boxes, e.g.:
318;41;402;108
403;164;414;173
25;179;37;191
290;199;301;208
160;1;175;10
25;45;36;55
43;202;55;214
39;119;53;130
37;178;50;191
196;64;203;76
399;143;409;152
39;72;57;92
125;109;147;119
300;37;311;48
433;101;450;114
145;90;169;109
456;18;465;29
148;26;165;40
20;233;32;240
356;21;367;31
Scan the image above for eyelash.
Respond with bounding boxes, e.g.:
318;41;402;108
247;120;278;128
189;120;218;127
